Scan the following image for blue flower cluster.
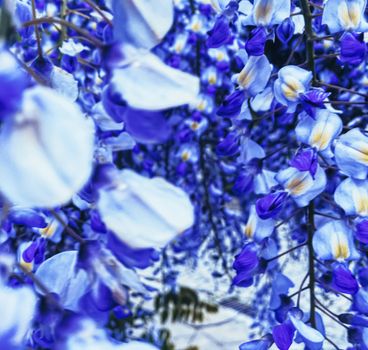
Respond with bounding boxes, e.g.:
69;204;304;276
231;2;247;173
0;0;368;349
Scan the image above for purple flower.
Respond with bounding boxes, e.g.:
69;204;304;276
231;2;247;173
245;27;267;56
340;32;366;65
256;191;288;219
207;16;233;48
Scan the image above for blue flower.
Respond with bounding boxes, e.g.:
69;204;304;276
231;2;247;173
206;16;233;48
239;334;273;350
276;18;295;44
0;48;28;118
270;273;294;310
256;191;288;219
340;32;367;65
112;0;174;49
313;220;359;261
232;242;260;287
244;205;275;241
245;27;268;56
0;86;95;208
275;164;326;207
334;178;368;216
233;54;272;97
334;128;368;179
242;0;291;27
274;66;313;112
97;168;194;249
0;283;36;349
295;110;343;157
322;0;368;33
331;264;359;294
289;308;325;349
35;251;90;312
109;46;200;110
356;219;368;243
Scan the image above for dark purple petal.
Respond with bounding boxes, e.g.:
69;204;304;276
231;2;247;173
123;108;171;144
276;18;295;44
272;322;295;350
217;90;246;118
216;132;240;157
233;172;254;195
356;220;368;244
256;192;288;220
340;32;366;66
206;16;233;48
290;149;318;177
245;27;267;56
332;265;359;295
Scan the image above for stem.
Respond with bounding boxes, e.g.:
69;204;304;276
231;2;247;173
49;209;85;244
23;17;104;47
17;263;64;311
307;201;316;328
299;0;318;329
317;81;368;99
31;0;43;58
266;242;307;263
83;0;113;26
59;0;68;44
299;0;316;82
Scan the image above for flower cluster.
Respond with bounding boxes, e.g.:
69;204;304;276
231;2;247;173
0;0;368;349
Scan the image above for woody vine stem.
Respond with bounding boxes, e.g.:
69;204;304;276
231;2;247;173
300;0;317;330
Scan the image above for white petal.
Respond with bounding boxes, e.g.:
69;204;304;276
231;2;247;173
0;86;95;208
113;0;174;49
111;50;199;110
98;170;194;249
35;251;90;311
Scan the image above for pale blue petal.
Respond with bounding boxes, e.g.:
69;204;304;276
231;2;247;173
313;220;359;261
238;138;265;163
97;169;194;249
295;110;342;153
322;0;368;33
290;314;324;347
50;66;79;102
274;66;312;108
244;205;275;241
0;86;95;207
236;55;272;97
242;0;291;26
334;177;368;216
276;166;326;207
110;50;200;110
334;128;368;180
113;0;174;49
254;169;277;195
35;251;90;312
0;285;36;345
